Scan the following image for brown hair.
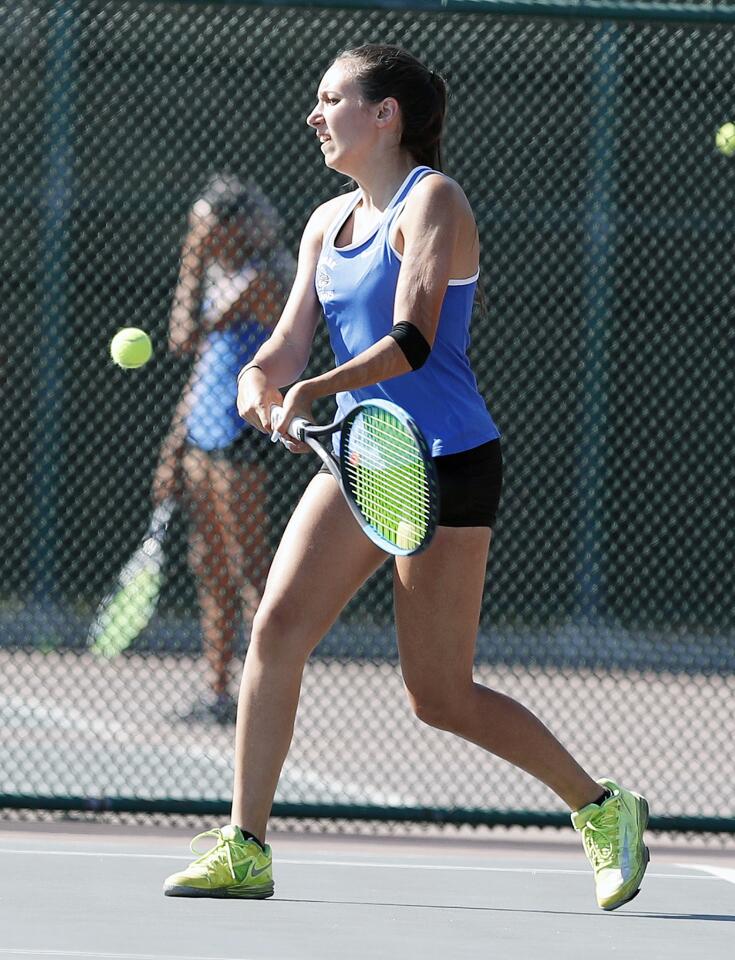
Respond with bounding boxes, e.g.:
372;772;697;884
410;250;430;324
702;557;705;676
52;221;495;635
336;44;447;170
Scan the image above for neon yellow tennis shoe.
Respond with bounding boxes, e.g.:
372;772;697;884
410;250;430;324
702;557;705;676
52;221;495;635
572;778;650;911
163;825;274;899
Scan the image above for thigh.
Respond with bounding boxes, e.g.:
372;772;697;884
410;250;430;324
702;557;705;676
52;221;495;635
394;526;492;691
207;433;270;538
182;447;222;563
209;458;269;579
254;472;388;654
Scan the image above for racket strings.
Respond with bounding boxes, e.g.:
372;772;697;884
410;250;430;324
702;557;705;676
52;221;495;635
344;465;432;517
344;410;433;547
345;483;430;531
348;418;426;464
89;558;163;658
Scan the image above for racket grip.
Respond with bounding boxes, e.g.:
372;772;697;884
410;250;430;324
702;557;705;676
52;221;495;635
269;404;284;442
270;405;309;443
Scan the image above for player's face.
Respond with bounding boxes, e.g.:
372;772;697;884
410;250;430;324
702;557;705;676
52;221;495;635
306;61;377;173
205;209;278;262
205;219;248;261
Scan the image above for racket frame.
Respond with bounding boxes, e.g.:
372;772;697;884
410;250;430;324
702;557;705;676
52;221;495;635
87;496;175;654
274;400;438;556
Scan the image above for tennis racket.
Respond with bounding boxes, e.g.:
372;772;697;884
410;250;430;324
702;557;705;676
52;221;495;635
87;497;175;658
271;399;438;556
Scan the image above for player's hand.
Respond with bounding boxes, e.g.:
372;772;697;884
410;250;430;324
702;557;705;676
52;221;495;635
270;380;318;454
237;367;284;435
185;201;218;255
151;455;181;505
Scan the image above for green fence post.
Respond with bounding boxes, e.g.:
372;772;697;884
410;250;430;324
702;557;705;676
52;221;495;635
577;20;621;624
34;1;75;604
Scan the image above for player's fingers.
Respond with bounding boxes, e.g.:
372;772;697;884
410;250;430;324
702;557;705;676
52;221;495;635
270;403;297;439
278;438;310;454
260;390;284;431
252;403;276;434
268;404;284;438
236;391;258;425
289;436;310;452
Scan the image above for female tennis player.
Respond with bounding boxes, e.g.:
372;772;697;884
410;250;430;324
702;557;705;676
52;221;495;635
164;45;649;910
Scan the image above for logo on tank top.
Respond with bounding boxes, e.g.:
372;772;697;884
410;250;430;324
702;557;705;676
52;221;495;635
316;257;335;301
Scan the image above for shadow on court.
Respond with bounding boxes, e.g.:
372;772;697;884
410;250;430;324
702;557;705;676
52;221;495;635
279;899;735;923
626;912;735;923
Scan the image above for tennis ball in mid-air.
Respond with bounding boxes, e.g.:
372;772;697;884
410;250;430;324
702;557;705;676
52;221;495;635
110;328;152;369
396;520;420;551
715;122;735;157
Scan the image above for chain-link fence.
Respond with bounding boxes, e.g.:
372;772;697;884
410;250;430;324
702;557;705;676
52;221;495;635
1;0;733;833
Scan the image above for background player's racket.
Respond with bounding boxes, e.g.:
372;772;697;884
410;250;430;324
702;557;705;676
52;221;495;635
271;399;438;555
88;497;175;658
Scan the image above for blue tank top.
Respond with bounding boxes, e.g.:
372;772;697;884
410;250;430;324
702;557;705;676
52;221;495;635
316;166;500;457
185;261;268;451
186;325;268;451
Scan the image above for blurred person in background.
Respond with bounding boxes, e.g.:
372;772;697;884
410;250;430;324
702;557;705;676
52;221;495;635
153;174;293;724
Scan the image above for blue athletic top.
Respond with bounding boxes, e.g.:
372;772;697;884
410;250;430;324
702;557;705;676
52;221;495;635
186;328;268;451
315;166;500;457
186;256;295;451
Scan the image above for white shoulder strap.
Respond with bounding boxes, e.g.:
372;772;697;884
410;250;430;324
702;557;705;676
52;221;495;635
321;191;361;250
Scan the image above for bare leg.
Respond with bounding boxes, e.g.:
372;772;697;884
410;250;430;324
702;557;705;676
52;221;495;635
213;459;269;603
210;458;270;689
183;448;240;697
231;474;387;841
395;526;602;812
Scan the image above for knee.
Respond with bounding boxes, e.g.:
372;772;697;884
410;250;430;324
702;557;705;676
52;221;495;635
187;536;206;575
404;684;465;733
189;546;229;597
248;601;318;665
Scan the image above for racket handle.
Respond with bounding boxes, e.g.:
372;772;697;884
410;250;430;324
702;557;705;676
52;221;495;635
149;497;175;538
270;405;309;443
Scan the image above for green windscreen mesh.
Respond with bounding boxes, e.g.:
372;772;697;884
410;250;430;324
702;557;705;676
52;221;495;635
1;0;733;831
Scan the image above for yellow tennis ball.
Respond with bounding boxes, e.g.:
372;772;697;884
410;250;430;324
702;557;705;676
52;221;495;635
396;520;420;551
715;122;735;157
110;328;152;369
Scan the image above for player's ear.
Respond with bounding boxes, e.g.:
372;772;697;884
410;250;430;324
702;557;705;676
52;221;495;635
375;97;400;127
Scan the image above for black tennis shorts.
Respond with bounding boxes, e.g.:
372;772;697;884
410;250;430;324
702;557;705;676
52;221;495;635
186;429;270;465
434;438;503;528
318;438;503;529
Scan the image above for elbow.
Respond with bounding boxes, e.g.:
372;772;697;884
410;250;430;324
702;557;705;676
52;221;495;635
168;332;197;356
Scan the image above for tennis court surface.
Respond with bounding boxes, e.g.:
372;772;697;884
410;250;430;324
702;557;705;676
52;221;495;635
0;822;732;960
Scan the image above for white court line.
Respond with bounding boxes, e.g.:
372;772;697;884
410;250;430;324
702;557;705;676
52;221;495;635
681;864;735;885
2;693;406;808
0;950;273;960
0;848;716;880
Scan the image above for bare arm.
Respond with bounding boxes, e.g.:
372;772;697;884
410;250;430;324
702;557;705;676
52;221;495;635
210;259;293;332
236;199;342;432
151;380;195;504
167;213;216;355
274;176;478;428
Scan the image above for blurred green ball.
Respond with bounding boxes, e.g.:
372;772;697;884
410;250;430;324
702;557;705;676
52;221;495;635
715;122;735;157
110;328;152;369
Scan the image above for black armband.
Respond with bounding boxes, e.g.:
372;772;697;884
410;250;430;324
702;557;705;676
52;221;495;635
388;321;431;371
